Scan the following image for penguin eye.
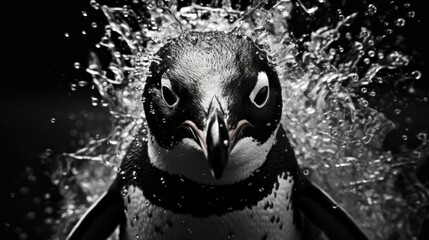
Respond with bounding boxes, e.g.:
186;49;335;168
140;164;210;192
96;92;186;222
161;77;179;107
249;72;270;108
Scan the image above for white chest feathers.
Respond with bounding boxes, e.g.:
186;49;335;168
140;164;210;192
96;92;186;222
122;173;300;240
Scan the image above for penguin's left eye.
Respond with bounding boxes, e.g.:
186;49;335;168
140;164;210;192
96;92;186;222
249;72;270;108
161;77;179;107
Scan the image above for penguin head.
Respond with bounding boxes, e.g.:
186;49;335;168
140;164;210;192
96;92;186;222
143;31;282;185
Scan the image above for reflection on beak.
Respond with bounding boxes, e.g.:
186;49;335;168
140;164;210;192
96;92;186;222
180;97;251;179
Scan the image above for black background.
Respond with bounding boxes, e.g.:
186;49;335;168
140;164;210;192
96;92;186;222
2;0;428;239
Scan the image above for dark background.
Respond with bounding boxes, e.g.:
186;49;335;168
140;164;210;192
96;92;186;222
2;0;428;239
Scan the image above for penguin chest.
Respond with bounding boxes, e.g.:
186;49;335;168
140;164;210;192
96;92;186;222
121;172;299;240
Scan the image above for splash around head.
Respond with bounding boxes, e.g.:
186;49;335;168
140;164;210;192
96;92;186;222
142;31;283;185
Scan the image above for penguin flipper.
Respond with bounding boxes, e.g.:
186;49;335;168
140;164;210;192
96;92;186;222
295;180;368;240
66;178;124;240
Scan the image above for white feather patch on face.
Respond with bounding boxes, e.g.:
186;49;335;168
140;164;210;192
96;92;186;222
147;127;279;185
249;72;270;108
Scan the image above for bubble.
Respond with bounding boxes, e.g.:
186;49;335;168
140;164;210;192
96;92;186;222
81;11;87;17
407;11;415;18
402;135;408;141
50;118;56;123
368;50;375;57
64;32;70;38
82;30;87;35
91;22;98;28
395;18;406;27
361;87;368;93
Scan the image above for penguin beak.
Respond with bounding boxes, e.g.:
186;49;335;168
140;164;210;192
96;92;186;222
205;97;229;179
181;97;251;179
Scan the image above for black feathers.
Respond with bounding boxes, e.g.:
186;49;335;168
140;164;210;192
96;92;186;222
119;126;298;217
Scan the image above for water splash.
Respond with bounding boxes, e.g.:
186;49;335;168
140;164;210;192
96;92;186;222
48;0;428;239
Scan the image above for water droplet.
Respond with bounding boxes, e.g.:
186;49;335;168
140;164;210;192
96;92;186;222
411;70;422;80
64;32;70;38
303;169;310;176
91;97;98;106
90;0;99;9
354;42;363;50
81;11;87;17
91;22;98;28
82;30;87;35
360;99;369;107
395;18;405;27
74;62;81;69
363;58;370;64
305;106;316;115
394;109;401;115
402;135;408;141
78;81;88;87
367;4;377;15
27;212;36;220
417;132;427;141
50;118;56;123
121;188;128;196
223;140;229;146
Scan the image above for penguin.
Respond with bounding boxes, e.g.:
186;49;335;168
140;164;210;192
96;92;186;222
66;31;368;240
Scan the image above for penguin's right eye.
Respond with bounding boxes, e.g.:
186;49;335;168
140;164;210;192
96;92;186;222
161;77;179;107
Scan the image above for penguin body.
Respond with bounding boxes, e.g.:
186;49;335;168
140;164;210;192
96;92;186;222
67;31;368;240
119;127;299;240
